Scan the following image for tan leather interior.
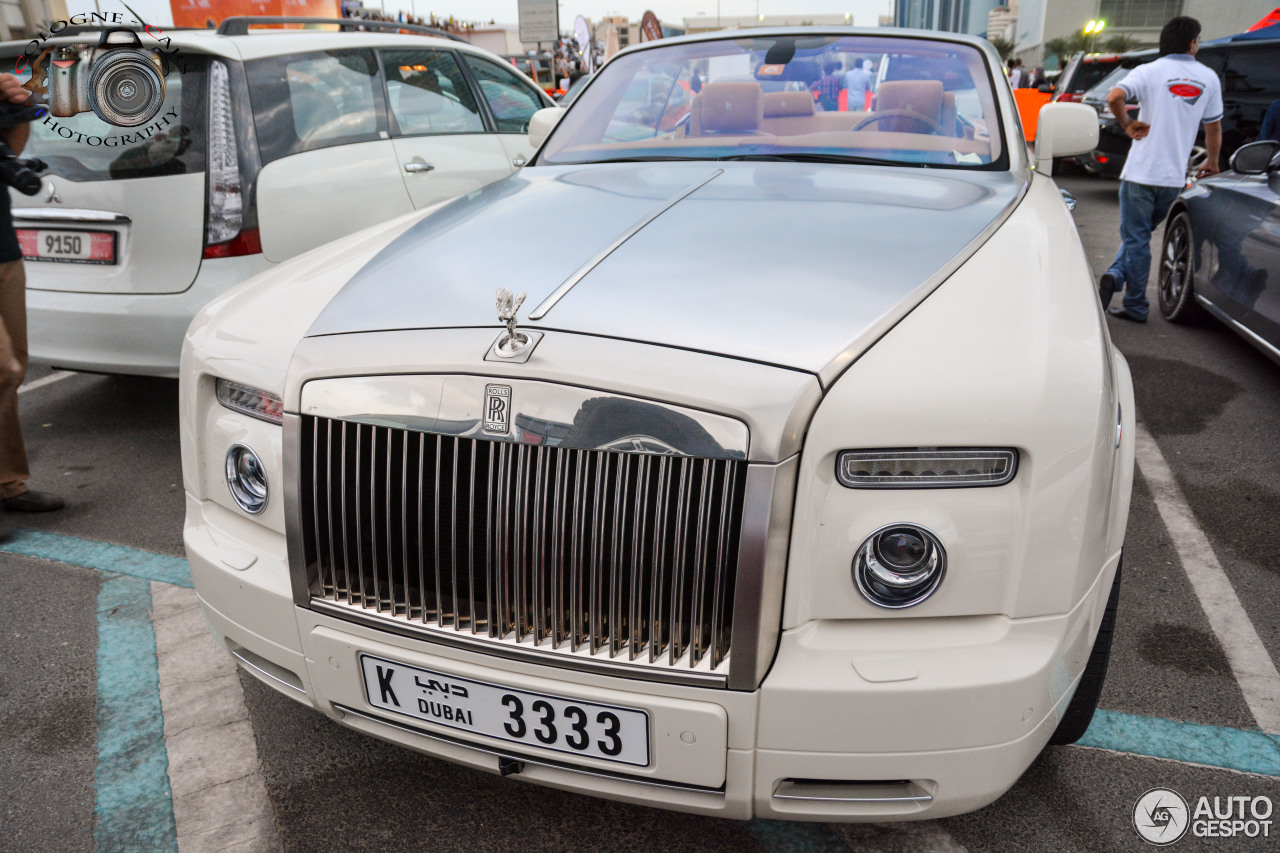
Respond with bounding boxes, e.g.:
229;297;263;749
872;80;945;133
690;82;768;135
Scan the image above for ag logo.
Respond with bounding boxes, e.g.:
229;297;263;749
1134;788;1190;845
483;384;511;434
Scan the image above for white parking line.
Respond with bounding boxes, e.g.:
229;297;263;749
151;582;282;853
1135;422;1280;734
16;370;74;395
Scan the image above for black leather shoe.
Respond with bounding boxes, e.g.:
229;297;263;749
1098;272;1117;308
1107;306;1147;324
2;491;65;512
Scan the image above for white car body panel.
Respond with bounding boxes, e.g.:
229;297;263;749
389;134;514;209
179;28;1134;821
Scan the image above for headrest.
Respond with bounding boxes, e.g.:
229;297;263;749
695;82;764;133
762;91;815;118
875;80;944;120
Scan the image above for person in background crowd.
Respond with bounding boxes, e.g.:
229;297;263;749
1261;98;1280;142
1009;58;1028;88
1099;16;1222;323
0;73;65;543
1032;66;1048;89
845;59;873;111
813;62;843;112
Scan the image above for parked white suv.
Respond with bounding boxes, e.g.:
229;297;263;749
4;18;553;376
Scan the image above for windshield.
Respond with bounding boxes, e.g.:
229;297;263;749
1084;66;1133;103
540;34;1005;169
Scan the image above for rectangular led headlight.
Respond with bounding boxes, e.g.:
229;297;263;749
216;378;284;425
836;448;1018;489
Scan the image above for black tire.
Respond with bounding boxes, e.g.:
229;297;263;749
1049;562;1121;746
1158;212;1204;323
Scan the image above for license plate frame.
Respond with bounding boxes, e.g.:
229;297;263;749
17;227;117;265
359;653;651;767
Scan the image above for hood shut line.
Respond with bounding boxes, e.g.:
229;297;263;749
527;169;725;321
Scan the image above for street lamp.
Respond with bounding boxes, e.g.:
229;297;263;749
1084;19;1107;52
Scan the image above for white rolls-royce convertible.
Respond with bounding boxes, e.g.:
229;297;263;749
180;28;1130;820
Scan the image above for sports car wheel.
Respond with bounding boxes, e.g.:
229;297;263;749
1158;212;1202;323
1049;561;1121;746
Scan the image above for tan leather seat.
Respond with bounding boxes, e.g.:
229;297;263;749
689;82;768;136
869;80;945;133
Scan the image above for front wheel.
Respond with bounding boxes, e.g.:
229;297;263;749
1158;212;1203;323
1049;562;1121;746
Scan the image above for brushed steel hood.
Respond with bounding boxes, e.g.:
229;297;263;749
307;161;1025;383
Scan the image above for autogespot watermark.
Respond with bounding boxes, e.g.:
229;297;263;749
1133;787;1274;845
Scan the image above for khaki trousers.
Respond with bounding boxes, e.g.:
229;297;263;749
0;259;29;500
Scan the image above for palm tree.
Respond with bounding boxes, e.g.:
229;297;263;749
1102;34;1141;53
1043;36;1073;69
988;35;1015;61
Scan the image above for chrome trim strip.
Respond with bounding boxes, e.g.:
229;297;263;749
773;791;933;804
1194;294;1280;362
727;457;798;690
12;208;131;224
528;169;724;320
229;648;307;696
333;703;726;795
299;375;748;461
284;414;313;606
309;599;728;687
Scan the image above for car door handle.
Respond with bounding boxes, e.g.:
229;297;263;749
404;162;435;173
512;156;527;168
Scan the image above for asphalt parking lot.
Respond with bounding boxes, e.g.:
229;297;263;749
2;171;1279;853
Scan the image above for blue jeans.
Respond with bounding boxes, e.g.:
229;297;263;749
1105;180;1181;320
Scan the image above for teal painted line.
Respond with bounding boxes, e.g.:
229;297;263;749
1080;709;1280;777
94;574;178;853
747;820;851;852
0;528;191;588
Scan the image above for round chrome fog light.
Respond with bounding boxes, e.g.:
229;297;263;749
225;444;268;514
854;524;946;608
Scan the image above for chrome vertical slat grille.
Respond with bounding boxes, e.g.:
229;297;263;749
299;416;746;673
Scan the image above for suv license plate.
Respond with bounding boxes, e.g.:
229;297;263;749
17;228;117;264
360;654;650;767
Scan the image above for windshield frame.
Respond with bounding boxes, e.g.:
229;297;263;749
534;29;1013;172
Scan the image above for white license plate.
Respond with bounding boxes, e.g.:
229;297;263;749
360;654;650;766
17;228;116;264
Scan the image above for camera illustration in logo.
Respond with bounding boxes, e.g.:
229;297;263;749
41;29;169;128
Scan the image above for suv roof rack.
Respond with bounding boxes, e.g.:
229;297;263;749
215;16;465;41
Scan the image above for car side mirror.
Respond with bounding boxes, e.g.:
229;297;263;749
1034;102;1100;176
1230;139;1280;175
528;107;565;150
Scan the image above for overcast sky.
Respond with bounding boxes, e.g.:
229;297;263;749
105;0;894;29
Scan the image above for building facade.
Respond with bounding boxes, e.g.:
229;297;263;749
895;0;1005;36
1012;0;1279;66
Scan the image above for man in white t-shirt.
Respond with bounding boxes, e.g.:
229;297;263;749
1098;16;1222;323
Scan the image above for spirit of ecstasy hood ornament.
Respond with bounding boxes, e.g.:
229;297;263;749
494;287;530;357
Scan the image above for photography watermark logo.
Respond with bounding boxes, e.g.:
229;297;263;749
13;10;188;140
1133;788;1275;845
1134;788;1190;846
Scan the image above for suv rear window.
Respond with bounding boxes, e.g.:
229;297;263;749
14;54;207;182
247;49;385;165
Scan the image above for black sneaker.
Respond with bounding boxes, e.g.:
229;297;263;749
1099;272;1118;308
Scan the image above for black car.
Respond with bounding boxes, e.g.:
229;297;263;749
1079;33;1280;178
1052;51;1128;103
1159;140;1280;364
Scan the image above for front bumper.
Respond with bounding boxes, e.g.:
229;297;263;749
26;255;272;377
185;493;1115;821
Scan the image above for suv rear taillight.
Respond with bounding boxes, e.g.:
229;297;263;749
205;60;258;258
1055;92;1079;102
